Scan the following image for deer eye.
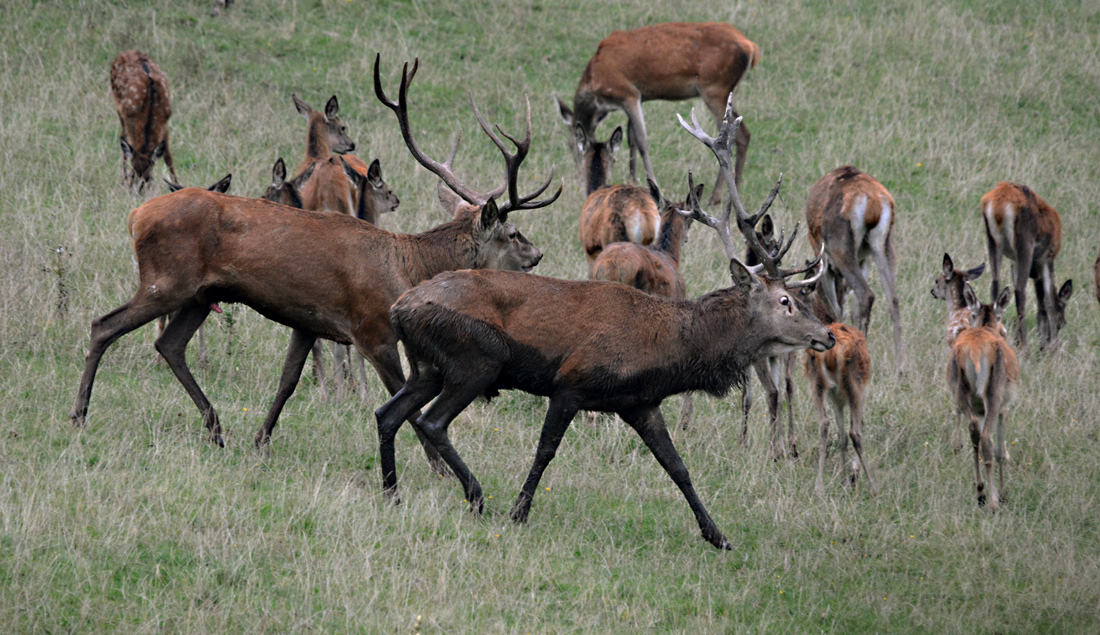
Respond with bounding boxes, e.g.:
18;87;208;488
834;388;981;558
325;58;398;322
780;296;791;306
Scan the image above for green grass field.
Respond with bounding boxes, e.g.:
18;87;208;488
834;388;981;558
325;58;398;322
2;0;1100;631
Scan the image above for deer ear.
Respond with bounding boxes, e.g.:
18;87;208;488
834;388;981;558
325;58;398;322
758;214;774;239
608;126;623;153
152;141;166;160
437;182;464;217
967;262;986;280
291;161;316;189
211;174;232;193
271;158;287;185
292;94;311;118
367;158;384;186
942;253;954;278
120;137;134;160
164;177;182;192
994;285;1013;314
340;157;362;187
555;95;574;127
480;197;501;229
729;259;756;293
963;283;980;313
1058;279;1074;302
647;178;662;205
324;95;340;119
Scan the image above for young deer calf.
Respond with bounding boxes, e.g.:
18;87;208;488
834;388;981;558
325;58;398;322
803;298;877;497
947;284;1018;511
589;176;702;428
111;50;179;195
981;182;1073;350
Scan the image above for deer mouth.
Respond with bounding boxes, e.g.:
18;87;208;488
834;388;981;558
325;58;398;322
810;331;836;352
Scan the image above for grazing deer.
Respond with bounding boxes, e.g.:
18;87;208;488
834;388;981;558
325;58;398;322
805;165;905;372
70;57;558;477
556;22;759;206
931;253;994;452
573;126;661;270
375;101;830;550
111;50;179;195
589;176;702;429
981;182;1073;350
804;296;877;497
947;284;1018;511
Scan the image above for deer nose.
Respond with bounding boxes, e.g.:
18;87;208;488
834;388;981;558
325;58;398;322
827;331;836;347
348;142;356;152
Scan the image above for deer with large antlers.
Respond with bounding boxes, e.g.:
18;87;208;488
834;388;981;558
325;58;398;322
70;57;559;471
556;22;759;206
805;165;905;372
947;284;1018;511
589;175;702;429
981;182;1073;351
111;50;179;195
375;98;830;550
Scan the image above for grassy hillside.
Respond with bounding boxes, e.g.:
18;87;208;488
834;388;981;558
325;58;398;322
2;0;1099;631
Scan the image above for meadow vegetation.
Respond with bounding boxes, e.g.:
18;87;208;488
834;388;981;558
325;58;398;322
1;0;1099;631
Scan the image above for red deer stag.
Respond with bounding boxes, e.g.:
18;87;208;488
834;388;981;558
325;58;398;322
111;50;179;195
805;165;905;372
375;103;829;550
573;126;662;270
981;182;1073;351
931;253;993;452
947;283;1018;511
589;175;702;429
70;57;559;475
804;296;877;497
556;22;759;206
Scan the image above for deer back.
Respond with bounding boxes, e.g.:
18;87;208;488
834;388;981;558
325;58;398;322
805;166;895;255
110;50;173;192
578;184;660;264
804;322;870;404
981;181;1062;266
298;156;358;216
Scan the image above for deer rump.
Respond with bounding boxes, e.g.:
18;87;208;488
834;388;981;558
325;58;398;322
392;271;755;408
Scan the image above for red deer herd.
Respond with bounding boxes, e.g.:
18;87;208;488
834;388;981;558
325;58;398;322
72;26;1087;549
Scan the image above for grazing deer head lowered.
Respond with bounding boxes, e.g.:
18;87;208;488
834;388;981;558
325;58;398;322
111;50;179;195
71;57;558;479
375;97;830;550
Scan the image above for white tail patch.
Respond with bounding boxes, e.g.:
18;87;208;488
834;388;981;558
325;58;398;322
984;200;1017;261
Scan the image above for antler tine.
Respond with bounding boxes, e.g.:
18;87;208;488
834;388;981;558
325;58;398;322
679;99;781;277
786;248;827;288
472;94;561;213
374;54;484;205
773;220;799;265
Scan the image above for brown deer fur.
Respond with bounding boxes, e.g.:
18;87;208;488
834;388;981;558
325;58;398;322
111;50;179;195
72;62;554;471
803;296;876;497
556;22;759;206
589;177;701;429
947;284;1018;511
981;182;1073;350
805;165;905;371
375;104;831;550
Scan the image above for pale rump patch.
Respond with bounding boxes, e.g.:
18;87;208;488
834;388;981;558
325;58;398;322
984;200;1017;262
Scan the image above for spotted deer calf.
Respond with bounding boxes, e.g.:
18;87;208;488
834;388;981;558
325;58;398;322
803;297;877;497
947;284;1018;511
111;50;179;195
589;176;702;428
805;166;904;372
981;182;1073;350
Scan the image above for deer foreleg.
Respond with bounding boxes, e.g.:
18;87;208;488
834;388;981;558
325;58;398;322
417;377;497;515
783;354;798;458
848;390;878;496
161;134;179;185
740;375;754;446
813;386;830;498
678;392;694;431
622;407;730;550
968;415;985;506
155;302;220;445
310;340;329;400
873;235;905;372
511;397;580;524
622;100;655;186
374;363;444;502
253;328;315;450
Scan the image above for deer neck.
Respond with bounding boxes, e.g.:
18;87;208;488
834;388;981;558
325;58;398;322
306;117;332;161
399;220;478;285
654;208;686;264
665;290;757;396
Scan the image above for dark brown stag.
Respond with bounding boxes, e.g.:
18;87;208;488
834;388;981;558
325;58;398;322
375;101;830;550
556;22;760;205
70;57;559;470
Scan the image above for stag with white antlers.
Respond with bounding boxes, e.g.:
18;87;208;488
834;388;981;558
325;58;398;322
374;97;829;550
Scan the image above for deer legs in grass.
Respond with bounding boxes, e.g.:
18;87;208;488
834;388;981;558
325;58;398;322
738;355;798;459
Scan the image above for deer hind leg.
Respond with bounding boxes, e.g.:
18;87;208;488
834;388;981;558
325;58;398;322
848;385;878;496
783;354;798;458
511;397;581;524
417;375;498;515
621;407;731;550
967;414;986;506
332;342;349;400
813;384;830;498
1012;242;1035;349
374;361;444;502
155;302;221;444
872;234;905;372
763;359;785;460
253;328;316;451
310;340;329;400
355;350;370;402
830;395;850;486
622;99;655;186
740;374;754;446
70;295;178;427
161;134;179;185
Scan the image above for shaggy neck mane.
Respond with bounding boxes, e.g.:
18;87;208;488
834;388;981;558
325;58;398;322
669;288;759;398
398;215;477;285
